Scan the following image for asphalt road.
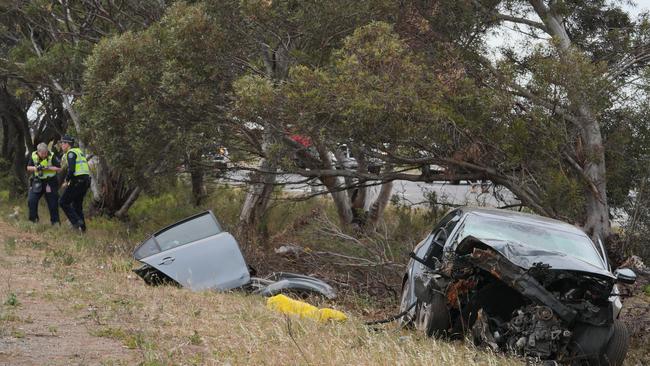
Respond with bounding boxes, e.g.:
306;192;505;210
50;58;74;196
221;171;519;209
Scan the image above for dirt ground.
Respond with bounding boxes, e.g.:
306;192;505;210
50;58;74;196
618;268;650;366
0;221;137;365
0;218;525;366
0;216;648;365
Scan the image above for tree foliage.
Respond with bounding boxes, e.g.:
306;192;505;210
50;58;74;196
82;2;234;191
0;0;168;210
2;0;650;246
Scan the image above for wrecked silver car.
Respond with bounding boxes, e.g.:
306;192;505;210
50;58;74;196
400;208;636;365
132;210;335;299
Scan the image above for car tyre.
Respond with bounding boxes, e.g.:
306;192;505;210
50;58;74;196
414;292;450;337
599;320;629;366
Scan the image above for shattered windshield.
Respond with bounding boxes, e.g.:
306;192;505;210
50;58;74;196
459;214;605;269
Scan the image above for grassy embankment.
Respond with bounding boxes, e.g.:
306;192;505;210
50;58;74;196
0;185;523;365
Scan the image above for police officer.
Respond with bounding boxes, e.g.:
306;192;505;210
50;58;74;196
26;143;62;224
59;135;91;232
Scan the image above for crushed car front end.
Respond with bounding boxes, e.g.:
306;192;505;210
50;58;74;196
401;208;635;365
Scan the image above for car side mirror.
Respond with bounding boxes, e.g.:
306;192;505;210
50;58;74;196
614;268;637;284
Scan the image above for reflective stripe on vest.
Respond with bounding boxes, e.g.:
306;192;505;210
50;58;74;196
63;147;90;176
31;151;57;179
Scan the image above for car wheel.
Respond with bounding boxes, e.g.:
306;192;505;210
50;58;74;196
414;292;450;337
599;320;629;366
398;282;416;328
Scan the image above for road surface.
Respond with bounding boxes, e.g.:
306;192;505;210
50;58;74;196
221;171;519;209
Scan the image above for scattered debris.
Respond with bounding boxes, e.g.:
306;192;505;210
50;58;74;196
7;206;20;220
274;244;305;256
266;294;347;322
132;211;336;299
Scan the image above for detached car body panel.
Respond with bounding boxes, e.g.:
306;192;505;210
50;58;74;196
248;272;337;299
133;211;335;298
133;211;250;291
400;207;635;365
140;231;250;291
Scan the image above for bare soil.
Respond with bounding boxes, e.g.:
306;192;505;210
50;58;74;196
0;216;648;365
0;221;137;366
0;221;525;365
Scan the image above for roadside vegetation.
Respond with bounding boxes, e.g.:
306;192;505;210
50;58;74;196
0;186;527;365
1;184;649;365
2;1;650;364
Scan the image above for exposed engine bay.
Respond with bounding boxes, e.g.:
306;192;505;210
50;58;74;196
414;237;617;362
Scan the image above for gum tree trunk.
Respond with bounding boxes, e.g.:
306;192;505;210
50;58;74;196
237;156;276;245
0;82;30;191
529;0;611;241
188;151;207;206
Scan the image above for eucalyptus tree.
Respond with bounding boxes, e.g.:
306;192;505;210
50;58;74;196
401;0;650;241
223;0;399;236
237;1;650;244
0;0;167;210
82;2;237;211
233;22;436;227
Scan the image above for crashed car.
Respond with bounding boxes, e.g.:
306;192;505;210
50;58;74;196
400;207;637;365
132;210;335;299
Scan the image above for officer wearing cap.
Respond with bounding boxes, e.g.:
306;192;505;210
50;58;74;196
26;142;62;224
59;135;91;232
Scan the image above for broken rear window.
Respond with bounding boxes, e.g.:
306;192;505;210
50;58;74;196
459;214;604;268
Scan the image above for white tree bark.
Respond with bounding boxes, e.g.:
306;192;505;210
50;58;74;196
529;0;611;240
237;122;277;241
367;180;393;227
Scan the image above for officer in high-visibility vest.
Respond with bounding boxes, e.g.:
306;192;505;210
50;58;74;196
26;142;62;224
59;135;91;232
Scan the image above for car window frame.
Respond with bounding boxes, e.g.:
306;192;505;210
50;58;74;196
423;209;462;261
133;210;223;260
444;211;470;250
154;210;222;252
439;212;462;245
596;237;610;270
430;209;459;236
133;235;162;261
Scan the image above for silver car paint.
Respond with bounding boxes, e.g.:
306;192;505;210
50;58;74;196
134;210;336;298
401;208;624;318
142;231;251;291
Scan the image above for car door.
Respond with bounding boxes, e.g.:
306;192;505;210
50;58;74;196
133;211;250;291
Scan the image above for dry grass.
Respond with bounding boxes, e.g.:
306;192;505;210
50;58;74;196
46;263;522;365
0;215;523;365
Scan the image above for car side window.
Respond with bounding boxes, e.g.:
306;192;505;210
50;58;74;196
425;210;461;260
154;212;222;252
440;214;461;243
133;236;160;260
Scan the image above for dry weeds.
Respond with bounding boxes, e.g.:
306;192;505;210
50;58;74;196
0;218;524;365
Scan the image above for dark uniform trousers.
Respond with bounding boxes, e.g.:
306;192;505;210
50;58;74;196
59;175;90;228
28;177;60;224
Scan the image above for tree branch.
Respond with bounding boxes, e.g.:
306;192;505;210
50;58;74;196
563;151;604;203
471;0;548;34
492;13;548;32
529;0;570;50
